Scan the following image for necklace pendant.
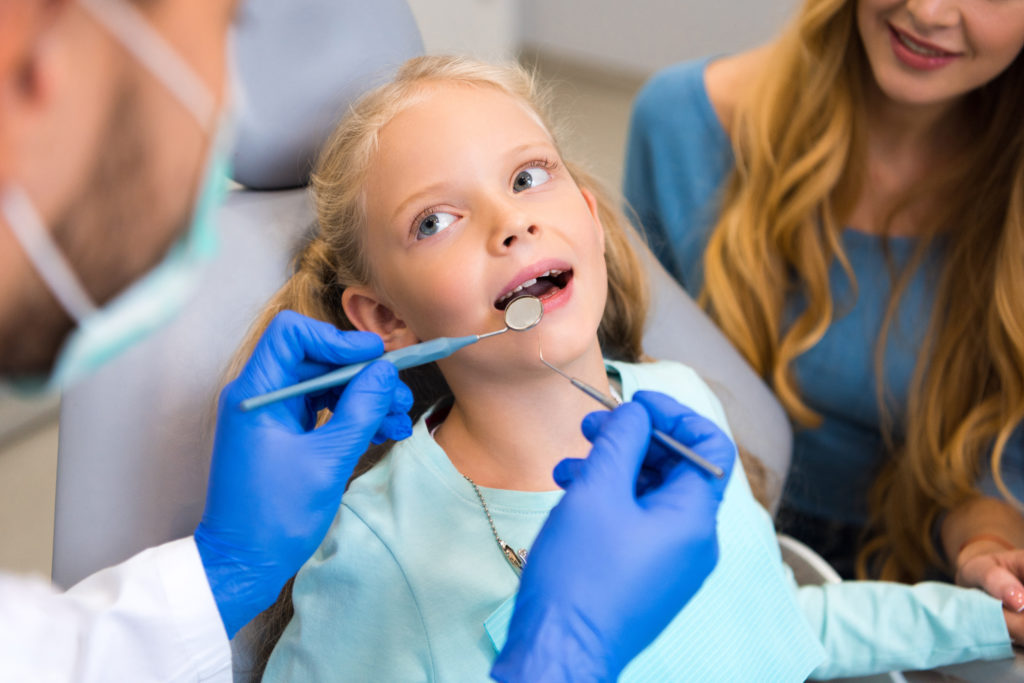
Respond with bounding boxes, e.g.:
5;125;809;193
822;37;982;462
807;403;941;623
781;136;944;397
500;540;527;575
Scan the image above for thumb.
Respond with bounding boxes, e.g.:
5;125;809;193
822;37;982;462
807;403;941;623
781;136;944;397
553;457;587;489
579;402;651;493
580;410;612;442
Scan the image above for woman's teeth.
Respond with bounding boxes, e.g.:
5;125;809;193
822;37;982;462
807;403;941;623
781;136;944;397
896;31;952;58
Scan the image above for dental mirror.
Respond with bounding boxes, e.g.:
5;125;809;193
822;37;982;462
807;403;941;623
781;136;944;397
504;295;544;332
241;295;544;411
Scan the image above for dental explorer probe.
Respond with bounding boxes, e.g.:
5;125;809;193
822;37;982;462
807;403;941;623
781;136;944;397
239;295;544;412
538;348;725;479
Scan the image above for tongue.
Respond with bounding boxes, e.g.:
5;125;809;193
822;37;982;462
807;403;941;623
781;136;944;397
523;278;558;299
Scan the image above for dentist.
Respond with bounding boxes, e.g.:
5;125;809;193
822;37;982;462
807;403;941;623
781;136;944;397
0;1;734;680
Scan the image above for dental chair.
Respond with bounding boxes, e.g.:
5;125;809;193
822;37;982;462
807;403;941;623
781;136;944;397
53;0;424;586
53;0;795;653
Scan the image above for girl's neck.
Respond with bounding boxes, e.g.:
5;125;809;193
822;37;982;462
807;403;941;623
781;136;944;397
434;338;610;491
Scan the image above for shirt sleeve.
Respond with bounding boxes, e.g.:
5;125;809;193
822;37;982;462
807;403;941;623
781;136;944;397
0;537;231;682
263;504;433;682
794;577;1012;679
623;57;733;295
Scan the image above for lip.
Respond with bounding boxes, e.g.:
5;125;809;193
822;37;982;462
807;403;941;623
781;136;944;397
888;24;963;71
494;258;574;309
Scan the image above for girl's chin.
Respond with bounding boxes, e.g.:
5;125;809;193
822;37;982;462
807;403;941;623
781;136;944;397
533;328;602;366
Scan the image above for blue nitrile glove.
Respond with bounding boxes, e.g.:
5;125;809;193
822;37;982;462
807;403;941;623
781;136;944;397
491;390;736;682
194;310;414;638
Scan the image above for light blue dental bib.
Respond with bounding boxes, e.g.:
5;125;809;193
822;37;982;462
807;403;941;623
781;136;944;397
265;360;826;681
484;445;825;681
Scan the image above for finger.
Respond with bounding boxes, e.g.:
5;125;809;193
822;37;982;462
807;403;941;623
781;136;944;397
317;361;400;457
981;564;1024;613
307;371;413;422
392;379;415;414
552;457;587;489
633;391;728;449
371;413;414;445
241;311;385;394
581;410;612;442
372;379;414;442
1004;608;1024;644
641;434;735;510
996;551;1024;612
641;457;730;513
632;392;736;480
576;402;651;493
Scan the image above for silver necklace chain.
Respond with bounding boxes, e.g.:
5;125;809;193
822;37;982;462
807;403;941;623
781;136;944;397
455;379;622;578
463;474;528;576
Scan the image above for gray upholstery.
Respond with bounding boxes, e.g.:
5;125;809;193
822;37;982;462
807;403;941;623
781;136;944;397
640;246;792;510
53;0;423;590
232;0;422;189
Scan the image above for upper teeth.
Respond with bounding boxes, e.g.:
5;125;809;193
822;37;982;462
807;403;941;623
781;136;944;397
498;269;564;304
897;32;946;57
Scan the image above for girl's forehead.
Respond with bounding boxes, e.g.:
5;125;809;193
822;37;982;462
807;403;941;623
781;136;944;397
363;82;558;201
383;81;554;147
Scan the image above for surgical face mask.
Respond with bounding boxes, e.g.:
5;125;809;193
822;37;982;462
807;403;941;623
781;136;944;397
0;0;235;394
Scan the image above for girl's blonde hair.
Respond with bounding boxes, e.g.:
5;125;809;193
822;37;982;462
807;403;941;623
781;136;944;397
702;0;1024;581
237;55;651;678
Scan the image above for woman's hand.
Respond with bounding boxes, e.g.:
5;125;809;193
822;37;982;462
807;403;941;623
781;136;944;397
955;539;1024;642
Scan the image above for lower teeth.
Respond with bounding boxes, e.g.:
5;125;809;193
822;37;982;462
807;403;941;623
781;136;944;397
899;34;942;57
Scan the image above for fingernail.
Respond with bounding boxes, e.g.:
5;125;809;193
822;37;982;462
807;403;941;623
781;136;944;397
1005;588;1024;612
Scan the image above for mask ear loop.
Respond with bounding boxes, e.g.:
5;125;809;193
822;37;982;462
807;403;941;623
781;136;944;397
0;186;98;323
79;0;217;130
80;0;235;229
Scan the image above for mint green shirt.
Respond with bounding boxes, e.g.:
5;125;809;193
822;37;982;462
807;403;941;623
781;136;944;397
264;360;1010;681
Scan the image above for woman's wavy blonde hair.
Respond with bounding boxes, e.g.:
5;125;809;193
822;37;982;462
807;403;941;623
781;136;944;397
235;55;650;679
702;0;1024;581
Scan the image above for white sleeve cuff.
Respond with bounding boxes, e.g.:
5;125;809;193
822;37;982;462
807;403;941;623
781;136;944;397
155;537;233;680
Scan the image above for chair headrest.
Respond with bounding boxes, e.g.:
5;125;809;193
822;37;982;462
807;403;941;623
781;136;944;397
230;0;424;190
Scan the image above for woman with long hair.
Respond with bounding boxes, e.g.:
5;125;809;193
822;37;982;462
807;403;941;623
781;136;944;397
625;0;1024;599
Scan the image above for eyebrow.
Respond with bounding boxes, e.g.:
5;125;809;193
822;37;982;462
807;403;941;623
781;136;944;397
390;141;558;223
392;181;453;223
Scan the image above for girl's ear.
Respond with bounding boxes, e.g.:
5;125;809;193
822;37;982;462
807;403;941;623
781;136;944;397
580;186;606;253
342;286;419;351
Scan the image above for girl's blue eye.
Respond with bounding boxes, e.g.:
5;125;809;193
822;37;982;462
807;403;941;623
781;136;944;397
513;166;552;193
416;211;457;240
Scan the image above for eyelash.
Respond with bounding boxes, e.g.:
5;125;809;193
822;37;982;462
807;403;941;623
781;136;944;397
407;158;561;238
515;157;559;180
409;204;451;238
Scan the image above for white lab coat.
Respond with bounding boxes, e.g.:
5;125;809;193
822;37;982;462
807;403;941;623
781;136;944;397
0;537;231;681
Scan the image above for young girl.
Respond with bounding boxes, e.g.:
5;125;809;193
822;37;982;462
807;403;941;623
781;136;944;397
244;57;1012;681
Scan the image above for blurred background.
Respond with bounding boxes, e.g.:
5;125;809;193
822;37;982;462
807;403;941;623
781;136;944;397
0;0;797;579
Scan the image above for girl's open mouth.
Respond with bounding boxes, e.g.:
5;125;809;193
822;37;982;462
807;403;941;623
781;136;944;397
494;269;573;310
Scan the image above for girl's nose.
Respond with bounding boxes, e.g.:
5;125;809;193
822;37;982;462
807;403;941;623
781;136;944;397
489;200;541;251
499;222;540;249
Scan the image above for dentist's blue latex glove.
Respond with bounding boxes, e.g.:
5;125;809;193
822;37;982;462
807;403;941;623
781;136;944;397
491;391;736;682
195;311;413;638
